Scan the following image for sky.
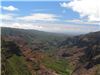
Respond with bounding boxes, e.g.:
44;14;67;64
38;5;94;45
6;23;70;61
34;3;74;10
0;0;100;34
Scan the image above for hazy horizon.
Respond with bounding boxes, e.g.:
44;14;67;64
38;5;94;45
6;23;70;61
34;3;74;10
1;0;100;34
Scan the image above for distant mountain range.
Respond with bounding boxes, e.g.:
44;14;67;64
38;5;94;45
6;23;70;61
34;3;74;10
1;27;100;75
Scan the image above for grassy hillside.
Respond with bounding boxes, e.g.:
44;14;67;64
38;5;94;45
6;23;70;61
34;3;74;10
1;27;68;43
1;27;69;53
1;27;74;75
1;27;100;75
1;40;31;75
42;56;73;75
58;31;100;75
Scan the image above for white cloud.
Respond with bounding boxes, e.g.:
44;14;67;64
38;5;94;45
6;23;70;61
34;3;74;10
65;19;99;24
1;22;64;33
0;5;18;11
1;21;100;34
1;22;44;30
0;14;14;20
11;23;44;30
60;0;100;22
1;13;99;34
18;13;58;21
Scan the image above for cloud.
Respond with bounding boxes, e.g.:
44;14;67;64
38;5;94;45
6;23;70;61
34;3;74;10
1;20;100;34
1;13;99;34
1;22;44;30
1;22;64;33
0;5;18;11
60;0;100;22
65;19;99;25
0;14;14;20
18;13;59;21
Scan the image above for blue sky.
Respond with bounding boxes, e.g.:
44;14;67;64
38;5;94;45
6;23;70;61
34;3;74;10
1;1;79;20
1;0;100;34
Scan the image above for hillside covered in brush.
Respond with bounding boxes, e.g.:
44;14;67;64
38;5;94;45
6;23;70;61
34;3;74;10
1;27;100;75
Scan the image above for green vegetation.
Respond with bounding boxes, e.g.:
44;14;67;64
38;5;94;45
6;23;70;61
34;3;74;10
42;56;73;75
1;40;31;75
1;27;67;43
31;61;40;71
7;55;31;75
96;64;100;75
1;27;100;75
